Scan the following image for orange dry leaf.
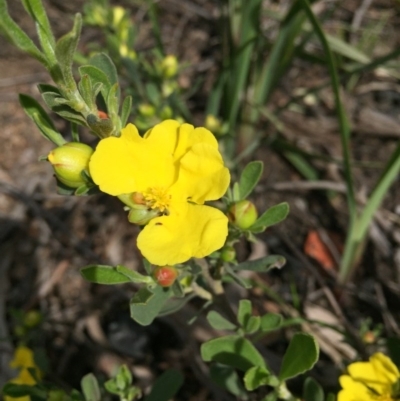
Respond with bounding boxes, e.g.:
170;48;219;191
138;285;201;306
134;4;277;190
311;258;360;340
304;230;336;271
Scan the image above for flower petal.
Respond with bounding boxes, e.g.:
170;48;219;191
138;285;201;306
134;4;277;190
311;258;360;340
89;123;176;196
338;375;371;401
173;124;218;161
137;202;228;265
177;142;230;203
348;353;399;387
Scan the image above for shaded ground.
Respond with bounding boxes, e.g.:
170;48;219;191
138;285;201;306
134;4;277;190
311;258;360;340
1;0;400;400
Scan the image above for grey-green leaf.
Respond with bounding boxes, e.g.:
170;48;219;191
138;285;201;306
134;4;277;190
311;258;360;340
0;0;47;65
249;202;290;233
233;255;286;272
239;161;264;200
260;313;283;332
244;366;277;391
19;94;66;146
201;335;266;371
210;365;248;398
303;377;324;401
80;265;132;285
81;373;101;401
115;265;152;284
55;13;82;87
279;333;319;381
143;369;183;401
129;285;171;326
207;311;237;331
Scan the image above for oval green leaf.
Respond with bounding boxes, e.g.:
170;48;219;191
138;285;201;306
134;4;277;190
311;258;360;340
249;202;289;233
80;265;131;285
279;333;319;381
239;161;264;200
201;335;266;371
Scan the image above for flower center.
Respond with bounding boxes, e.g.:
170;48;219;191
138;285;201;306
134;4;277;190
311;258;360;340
143;187;171;212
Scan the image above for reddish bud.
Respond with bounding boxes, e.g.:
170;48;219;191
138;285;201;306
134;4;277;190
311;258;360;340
98;110;109;119
153;266;178;287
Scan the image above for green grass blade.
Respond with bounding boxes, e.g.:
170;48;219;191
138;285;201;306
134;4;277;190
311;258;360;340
299;0;356;219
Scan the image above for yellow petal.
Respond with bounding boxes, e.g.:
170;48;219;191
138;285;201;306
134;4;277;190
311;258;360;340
173;124;218;161
10;347;35;369
348;353;399;389
137;203;228;265
370;352;400;384
177;142;230;203
338;375;372;401
89;124;176;196
144;119;181;153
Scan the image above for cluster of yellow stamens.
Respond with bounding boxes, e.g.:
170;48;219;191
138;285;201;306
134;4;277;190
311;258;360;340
142;187;171;212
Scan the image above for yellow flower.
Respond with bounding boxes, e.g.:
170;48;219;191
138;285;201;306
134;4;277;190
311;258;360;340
89;120;230;265
338;353;400;401
5;346;41;401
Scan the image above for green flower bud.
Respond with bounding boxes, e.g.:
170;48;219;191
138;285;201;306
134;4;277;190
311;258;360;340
128;206;160;225
228;200;258;230
161;55;178;79
153;265;178;287
138;103;156;117
48;142;93;188
221;245;236;262
159;106;173;120
24;310;42;328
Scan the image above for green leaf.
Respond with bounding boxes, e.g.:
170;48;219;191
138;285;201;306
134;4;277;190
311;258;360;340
201;335;266;371
158;293;196;317
80;265;132;285
249;202;290;233
207;311;237;331
19;94;66;146
239;161;264;200
21;0;60;78
0;0;47;65
303;377;324;401
210;365;248;398
143;369;183;401
55;13;82;88
78;74;95;111
130;285;171;326
260;313;283;332
2;383;47;399
279;333;319;381
244;366;278;391
225;265;252;289
237;300;252;327
233;255;286;272
237;300;260;334
81;373;101;401
107;82;120;116
79;65;111;101
120;95;132;127
115;265;152;284
89;53;119;89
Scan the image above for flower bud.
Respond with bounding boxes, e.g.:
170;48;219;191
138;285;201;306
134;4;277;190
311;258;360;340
112;6;125;28
159;106;173;120
221;245;236;262
48;142;93;188
128;206;159;225
24;310;42;328
153;265;178;287
228;200;258;230
138;103;156;117
161;55;178;79
362;331;376;344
